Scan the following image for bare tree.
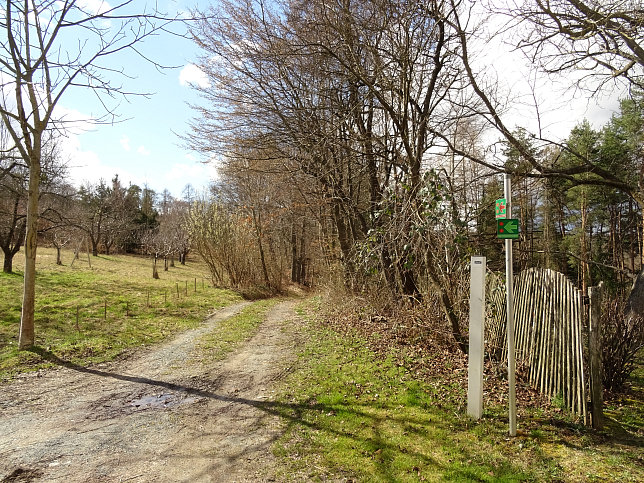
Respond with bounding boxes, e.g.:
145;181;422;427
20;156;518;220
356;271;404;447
0;119;67;272
0;1;182;348
153;198;191;271
188;0;489;350
188;198;260;288
504;0;644;92
0;163;26;273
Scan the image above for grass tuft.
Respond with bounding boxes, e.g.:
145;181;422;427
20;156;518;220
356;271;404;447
193;298;281;363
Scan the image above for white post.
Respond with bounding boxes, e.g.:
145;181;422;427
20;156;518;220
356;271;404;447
504;173;517;436
468;256;486;419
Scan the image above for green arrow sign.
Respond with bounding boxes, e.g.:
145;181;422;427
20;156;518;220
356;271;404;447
497;218;519;239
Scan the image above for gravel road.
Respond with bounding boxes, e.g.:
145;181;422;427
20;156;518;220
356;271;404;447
0;299;301;482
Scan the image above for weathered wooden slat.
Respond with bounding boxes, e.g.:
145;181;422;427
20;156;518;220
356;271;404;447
565;276;573;410
577;289;588;421
556;273;564;399
485;268;589;417
529;269;544;386
514;270;529;358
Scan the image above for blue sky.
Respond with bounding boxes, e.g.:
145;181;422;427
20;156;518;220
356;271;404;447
61;0;216;199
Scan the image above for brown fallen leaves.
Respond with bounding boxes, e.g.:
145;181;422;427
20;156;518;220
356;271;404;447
320;294;552;412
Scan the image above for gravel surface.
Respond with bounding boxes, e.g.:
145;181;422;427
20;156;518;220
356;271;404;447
0;300;301;482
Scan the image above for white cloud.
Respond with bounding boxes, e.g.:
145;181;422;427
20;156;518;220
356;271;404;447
61;134;134;188
120;135;131;151
52;105;96;136
164;158;218;185
179;64;210;88
137;145;151;156
77;0;112;15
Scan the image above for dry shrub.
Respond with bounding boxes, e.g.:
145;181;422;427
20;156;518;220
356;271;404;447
601;295;644;393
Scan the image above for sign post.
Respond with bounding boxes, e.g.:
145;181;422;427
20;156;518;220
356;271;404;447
467;256;486;419
503;174;517;437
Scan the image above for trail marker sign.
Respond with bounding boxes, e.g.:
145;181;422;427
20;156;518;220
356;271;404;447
495;198;507;219
497;218;519;239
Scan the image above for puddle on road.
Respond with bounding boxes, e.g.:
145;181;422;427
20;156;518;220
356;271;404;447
129;393;198;410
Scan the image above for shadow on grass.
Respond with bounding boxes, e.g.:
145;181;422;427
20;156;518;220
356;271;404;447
0;270;23;278
25;346;542;481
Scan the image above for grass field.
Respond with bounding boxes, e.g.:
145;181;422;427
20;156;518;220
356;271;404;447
271;297;644;482
0;247;242;380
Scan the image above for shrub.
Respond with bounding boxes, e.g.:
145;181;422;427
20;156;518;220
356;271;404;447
601;296;644;393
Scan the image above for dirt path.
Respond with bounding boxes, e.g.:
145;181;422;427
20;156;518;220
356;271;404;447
0;300;301;482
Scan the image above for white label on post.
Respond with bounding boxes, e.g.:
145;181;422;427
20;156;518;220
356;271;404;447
468;256;486;419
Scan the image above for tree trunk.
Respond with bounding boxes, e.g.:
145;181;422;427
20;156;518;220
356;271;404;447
625;196;644;319
3;252;14;273
89;231;99;257
19;160;41;349
398;259;422;301
0;199;26;274
331;201;351;259
252;208;271;286
1;230;24;274
380;246;398;300
291;227;298;283
56;246;62;265
580;194;590;294
298;220;307;284
425;251;466;353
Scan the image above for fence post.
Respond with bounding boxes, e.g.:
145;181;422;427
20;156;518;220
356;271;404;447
588;282;603;429
467;256;486;419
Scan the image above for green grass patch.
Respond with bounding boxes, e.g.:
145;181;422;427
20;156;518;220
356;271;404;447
0;247;242;380
270;298;644;482
194;298;281;363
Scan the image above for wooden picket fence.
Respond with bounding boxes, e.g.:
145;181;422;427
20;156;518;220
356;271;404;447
487;268;588;419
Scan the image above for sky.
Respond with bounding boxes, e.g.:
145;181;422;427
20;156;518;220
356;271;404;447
55;0;624;200
58;0;217;199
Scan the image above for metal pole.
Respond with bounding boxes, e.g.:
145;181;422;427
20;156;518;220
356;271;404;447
504;173;517;436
